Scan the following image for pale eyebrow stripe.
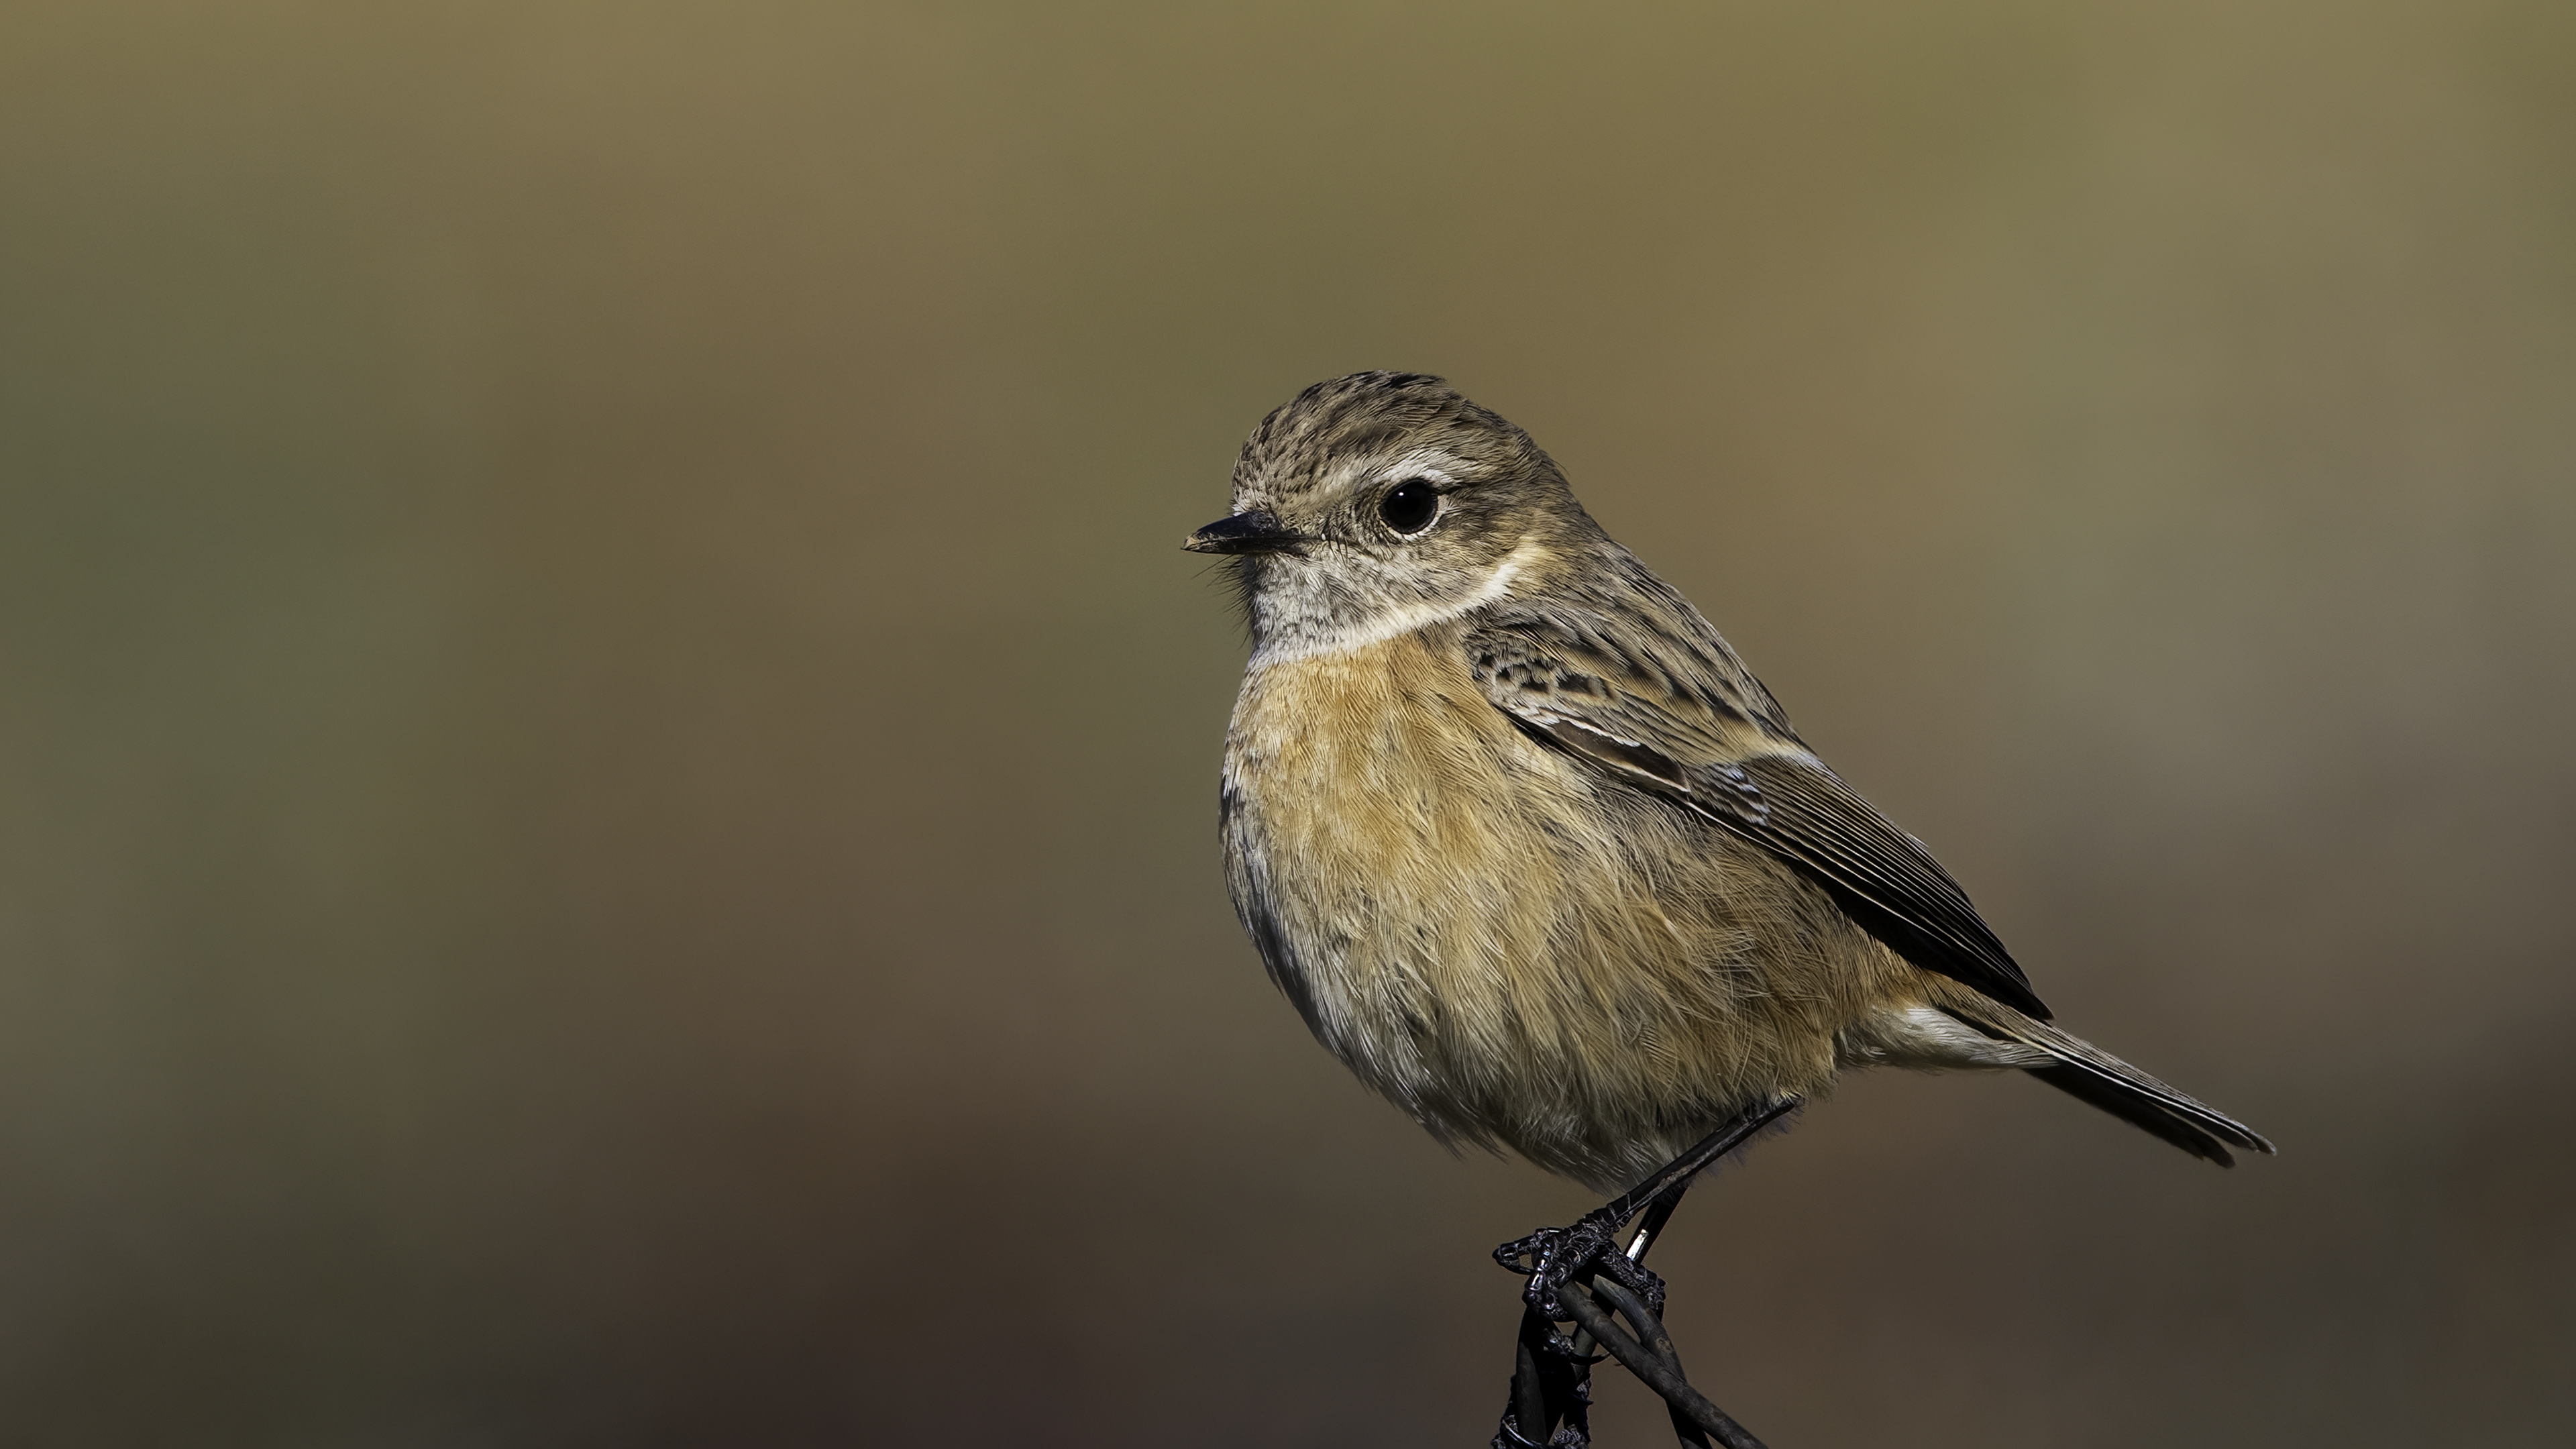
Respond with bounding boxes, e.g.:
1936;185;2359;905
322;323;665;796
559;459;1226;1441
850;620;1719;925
1378;451;1462;486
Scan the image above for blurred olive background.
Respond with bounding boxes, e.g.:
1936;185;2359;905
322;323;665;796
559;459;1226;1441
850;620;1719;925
4;1;2572;1444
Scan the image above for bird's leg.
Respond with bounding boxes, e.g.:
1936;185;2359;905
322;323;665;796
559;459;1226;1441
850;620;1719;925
1494;1193;1693;1448
1490;1099;1794;1446
1621;1187;1687;1264
1493;1099;1795;1449
1561;1186;1688;1359
1496;1203;1664;1324
1495;1097;1798;1330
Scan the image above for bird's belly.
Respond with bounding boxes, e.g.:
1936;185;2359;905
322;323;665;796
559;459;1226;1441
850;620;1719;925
1219;631;1878;1191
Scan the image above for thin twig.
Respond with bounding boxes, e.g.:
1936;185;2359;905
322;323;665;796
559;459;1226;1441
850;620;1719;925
1562;1279;1766;1449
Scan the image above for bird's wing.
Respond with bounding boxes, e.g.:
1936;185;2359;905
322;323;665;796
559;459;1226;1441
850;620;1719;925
1463;603;2050;1019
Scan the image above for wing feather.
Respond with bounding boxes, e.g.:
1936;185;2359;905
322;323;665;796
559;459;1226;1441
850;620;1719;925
1466;606;2051;1019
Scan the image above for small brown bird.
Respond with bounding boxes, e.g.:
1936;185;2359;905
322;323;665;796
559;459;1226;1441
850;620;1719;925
1187;371;2271;1210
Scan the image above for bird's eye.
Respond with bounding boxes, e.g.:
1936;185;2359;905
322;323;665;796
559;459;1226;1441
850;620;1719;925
1379;480;1441;535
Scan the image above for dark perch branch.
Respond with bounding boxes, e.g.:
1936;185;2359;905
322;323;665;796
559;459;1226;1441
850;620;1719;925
1493;1098;1796;1448
1502;1303;1599;1448
1569;1279;1766;1449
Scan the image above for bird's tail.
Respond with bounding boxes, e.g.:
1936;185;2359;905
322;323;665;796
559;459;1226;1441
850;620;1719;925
1939;1001;2275;1167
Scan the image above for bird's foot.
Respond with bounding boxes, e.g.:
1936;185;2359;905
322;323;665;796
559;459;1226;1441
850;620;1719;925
1495;1208;1666;1327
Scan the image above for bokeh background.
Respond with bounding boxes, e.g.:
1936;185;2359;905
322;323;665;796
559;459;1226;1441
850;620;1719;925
5;1;2572;1444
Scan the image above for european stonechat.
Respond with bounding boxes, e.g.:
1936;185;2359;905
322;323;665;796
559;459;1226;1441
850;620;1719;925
1188;372;2269;1200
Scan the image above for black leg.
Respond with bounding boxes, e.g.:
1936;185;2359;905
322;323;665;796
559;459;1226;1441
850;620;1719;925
1490;1097;1796;1448
1497;1098;1798;1326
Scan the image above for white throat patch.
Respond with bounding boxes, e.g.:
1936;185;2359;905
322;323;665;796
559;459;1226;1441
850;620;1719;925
1249;535;1544;668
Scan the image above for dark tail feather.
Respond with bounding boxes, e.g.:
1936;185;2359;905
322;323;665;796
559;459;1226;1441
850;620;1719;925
1938;1004;2275;1167
2025;1063;2245;1166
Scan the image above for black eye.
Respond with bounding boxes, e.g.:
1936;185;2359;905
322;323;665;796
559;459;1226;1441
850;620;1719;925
1379;480;1440;535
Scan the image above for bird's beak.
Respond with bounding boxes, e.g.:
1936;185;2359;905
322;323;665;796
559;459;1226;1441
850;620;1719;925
1183;511;1307;555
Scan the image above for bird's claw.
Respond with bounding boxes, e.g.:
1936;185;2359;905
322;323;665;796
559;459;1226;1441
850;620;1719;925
1495;1208;1667;1326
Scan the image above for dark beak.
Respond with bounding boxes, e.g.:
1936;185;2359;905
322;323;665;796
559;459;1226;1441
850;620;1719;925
1183;511;1307;555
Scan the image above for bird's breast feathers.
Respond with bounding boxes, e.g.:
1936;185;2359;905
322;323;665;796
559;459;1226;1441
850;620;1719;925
1222;623;1590;1048
1218;622;1892;1185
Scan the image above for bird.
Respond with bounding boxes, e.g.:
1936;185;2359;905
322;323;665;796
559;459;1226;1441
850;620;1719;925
1186;371;2272;1225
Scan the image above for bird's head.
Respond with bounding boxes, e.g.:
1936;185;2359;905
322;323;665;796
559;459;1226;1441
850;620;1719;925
1184;372;1600;660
